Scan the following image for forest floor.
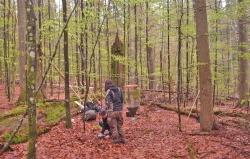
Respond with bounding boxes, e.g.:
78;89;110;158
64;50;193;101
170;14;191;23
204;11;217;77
0;84;20;112
1;104;250;159
0;85;249;158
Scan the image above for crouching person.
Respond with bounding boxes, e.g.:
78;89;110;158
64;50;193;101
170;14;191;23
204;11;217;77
104;80;125;144
98;109;111;139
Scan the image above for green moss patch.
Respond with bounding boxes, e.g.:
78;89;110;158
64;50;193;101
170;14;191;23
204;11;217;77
44;103;65;125
0;106;27;122
1;101;79;144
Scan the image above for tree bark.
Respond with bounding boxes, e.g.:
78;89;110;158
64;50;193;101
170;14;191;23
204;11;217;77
146;1;155;89
213;0;218;107
17;0;27;103
62;0;72;129
193;0;214;132
3;0;11;102
167;0;171;102
134;3;138;84
26;0;38;158
238;0;248;106
177;0;184;132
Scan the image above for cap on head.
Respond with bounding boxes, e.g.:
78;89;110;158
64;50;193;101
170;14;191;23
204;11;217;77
105;80;113;91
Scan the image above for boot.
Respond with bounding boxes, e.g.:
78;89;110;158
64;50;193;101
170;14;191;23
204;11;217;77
119;138;126;144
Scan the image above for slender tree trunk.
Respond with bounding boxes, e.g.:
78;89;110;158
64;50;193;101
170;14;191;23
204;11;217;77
106;0;111;78
62;0;72;129
80;0;85;94
177;0;184;132
167;0;171;102
238;0;248;106
146;1;154;89
74;0;80;88
134;3;138;84
193;0;214;131
160;1;165;91
139;4;143;89
185;0;190;106
97;1;102;90
127;1;131;84
37;0;47;99
58;0;62;98
48;0;54;97
4;0;11;102
213;0;218;107
10;0;17;100
26;0;37;158
84;1;89;94
226;20;230;97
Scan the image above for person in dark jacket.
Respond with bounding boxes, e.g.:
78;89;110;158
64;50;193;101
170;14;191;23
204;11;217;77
104;80;125;144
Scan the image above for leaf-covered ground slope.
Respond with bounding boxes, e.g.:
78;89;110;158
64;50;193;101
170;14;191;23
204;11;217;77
1;105;250;159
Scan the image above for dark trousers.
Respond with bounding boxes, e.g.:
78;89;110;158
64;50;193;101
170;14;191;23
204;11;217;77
99;118;111;134
108;111;125;142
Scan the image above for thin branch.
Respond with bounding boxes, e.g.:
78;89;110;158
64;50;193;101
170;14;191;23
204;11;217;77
36;0;79;96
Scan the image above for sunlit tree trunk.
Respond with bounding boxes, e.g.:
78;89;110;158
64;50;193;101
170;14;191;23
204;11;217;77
193;0;214;131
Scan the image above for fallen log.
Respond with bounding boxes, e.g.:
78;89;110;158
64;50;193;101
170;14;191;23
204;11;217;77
145;101;249;120
45;99;65;103
151;102;199;120
142;89;176;93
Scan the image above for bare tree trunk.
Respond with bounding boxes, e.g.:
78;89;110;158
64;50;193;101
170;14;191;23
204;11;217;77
185;0;190;106
26;0;37;158
37;0;47;99
226;19;231;97
134;3;138;84
167;0;171;102
106;0;111;78
193;0;214;132
139;4;143;89
4;0;11;102
80;0;85;94
213;0;218;107
160;1;165;93
48;0;54;97
62;0;72;129
127;1;131;84
17;0;27;103
10;0;17;101
84;1;89;95
146;1;155;89
97;0;102;90
74;0;80;88
238;0;248;106
177;0;184;132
